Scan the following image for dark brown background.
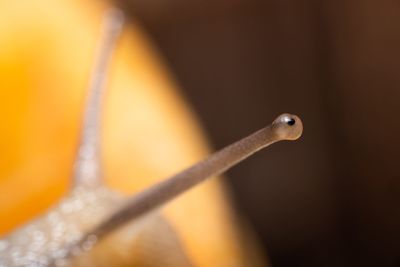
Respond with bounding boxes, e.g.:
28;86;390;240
116;1;400;266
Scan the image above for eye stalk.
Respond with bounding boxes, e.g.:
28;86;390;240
271;113;303;141
83;113;303;242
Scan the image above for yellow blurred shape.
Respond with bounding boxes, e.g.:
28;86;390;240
0;1;263;266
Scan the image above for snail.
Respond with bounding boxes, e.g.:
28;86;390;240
0;9;303;267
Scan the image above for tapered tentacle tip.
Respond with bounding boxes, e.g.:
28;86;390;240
271;113;303;141
104;8;125;30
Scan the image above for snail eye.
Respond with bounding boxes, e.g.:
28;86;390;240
287;118;296;126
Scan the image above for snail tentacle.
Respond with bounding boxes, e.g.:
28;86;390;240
73;9;124;188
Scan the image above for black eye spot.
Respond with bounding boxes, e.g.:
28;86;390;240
287;118;296;126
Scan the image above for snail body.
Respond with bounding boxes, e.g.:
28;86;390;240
0;186;121;266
